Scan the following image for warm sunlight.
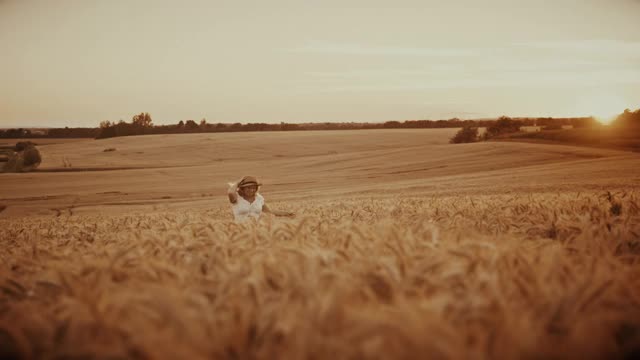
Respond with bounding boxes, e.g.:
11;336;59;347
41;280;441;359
2;2;640;359
573;92;629;125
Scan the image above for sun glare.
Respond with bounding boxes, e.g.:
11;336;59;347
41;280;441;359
573;93;629;125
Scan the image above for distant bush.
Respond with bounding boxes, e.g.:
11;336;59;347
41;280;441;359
484;116;521;139
449;127;479;144
22;145;41;168
0;142;41;173
15;141;37;151
611;108;640;132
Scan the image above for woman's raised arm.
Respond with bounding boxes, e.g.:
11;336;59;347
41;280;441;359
227;180;240;203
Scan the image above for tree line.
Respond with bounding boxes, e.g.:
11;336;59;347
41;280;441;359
450;108;639;144
0;113;603;139
0;127;100;139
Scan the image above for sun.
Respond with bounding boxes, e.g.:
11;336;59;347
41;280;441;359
573;92;629;125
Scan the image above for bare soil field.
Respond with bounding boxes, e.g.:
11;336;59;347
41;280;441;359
496;127;640;153
0;129;638;218
1;129;639;359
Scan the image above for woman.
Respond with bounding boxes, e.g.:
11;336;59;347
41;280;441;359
227;176;294;222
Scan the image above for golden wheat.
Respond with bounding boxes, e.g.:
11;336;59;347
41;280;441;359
1;190;639;359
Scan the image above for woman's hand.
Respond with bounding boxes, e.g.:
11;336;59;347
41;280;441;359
227;179;242;203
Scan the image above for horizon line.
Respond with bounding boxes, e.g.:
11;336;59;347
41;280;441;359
1;115;603;130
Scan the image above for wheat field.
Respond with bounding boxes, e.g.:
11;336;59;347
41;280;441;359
1;131;640;359
1;190;639;359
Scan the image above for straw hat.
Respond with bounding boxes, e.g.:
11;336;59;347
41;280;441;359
238;176;262;188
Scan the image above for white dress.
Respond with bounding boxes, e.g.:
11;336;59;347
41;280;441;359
231;193;265;223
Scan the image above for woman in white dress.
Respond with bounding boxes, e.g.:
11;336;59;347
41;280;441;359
227;176;294;222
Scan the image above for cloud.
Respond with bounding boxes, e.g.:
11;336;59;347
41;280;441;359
290;66;640;94
288;43;477;57
292;40;640;56
513;39;640;57
283;39;640;95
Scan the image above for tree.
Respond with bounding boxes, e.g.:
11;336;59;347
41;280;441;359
485;116;520;138
383;121;401;128
185;120;199;130
449;127;479;144
611;108;640;131
97;125;116;139
132;112;153;127
280;122;299;131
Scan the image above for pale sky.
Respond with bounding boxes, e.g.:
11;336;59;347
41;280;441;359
1;0;639;127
